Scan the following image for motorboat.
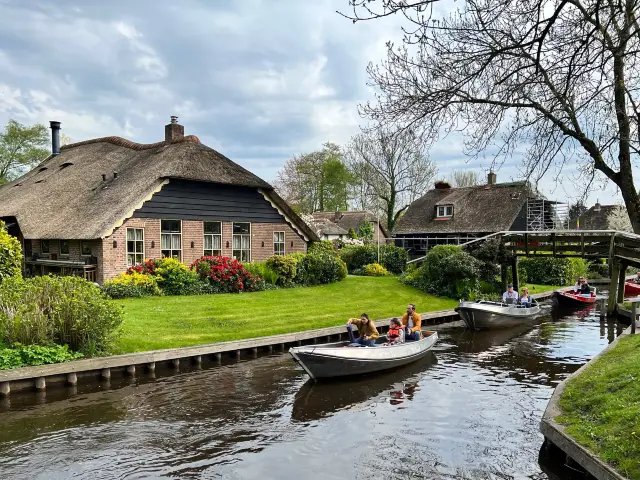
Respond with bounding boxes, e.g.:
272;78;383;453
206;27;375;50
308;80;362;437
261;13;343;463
624;281;640;296
455;299;541;330
289;330;438;380
552;289;597;307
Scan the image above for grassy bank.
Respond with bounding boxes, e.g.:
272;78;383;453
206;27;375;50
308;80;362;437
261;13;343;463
558;334;640;479
113;277;458;353
521;283;563;294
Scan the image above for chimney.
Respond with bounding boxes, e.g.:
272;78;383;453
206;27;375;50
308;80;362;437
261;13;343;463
165;116;184;145
594;200;601;212
50;121;61;156
487;171;496;185
334;211;341;222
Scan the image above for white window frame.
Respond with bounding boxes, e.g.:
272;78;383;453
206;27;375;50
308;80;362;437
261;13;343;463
126;228;145;266
274;231;285;255
436;205;454;218
232;222;251;262
161;219;182;261
203;221;222;257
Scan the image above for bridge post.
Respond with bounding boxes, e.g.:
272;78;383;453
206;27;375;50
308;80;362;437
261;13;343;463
617;262;627;304
607;261;621;315
500;263;508;292
511;256;519;292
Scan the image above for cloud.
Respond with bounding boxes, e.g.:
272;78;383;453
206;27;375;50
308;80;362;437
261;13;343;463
0;0;623;205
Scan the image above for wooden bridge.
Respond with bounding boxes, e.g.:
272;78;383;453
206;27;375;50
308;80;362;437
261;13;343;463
413;230;640;316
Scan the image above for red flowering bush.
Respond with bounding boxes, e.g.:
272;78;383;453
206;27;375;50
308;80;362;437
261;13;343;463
190;256;264;293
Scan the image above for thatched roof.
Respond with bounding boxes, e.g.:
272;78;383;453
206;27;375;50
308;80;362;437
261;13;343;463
312;210;389;237
573;204;620;230
393;181;536;235
315;220;348;236
0;134;317;241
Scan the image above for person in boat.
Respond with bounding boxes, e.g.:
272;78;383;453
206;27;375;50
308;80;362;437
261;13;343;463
635;271;640;284
578;277;592;295
386;318;405;345
502;283;518;303
519;287;530;306
401;304;422;341
573;277;582;292
346;313;380;346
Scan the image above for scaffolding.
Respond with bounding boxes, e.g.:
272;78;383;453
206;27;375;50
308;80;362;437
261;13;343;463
526;199;569;231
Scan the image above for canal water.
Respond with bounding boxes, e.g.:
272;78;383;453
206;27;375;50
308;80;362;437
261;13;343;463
0;305;625;480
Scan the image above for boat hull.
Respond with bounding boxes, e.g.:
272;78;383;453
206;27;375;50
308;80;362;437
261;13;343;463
624;281;640;296
289;332;438;380
552;291;596;307
455;301;541;330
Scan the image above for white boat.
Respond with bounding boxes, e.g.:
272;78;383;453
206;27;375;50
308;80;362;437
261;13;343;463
455;299;541;330
289;331;439;380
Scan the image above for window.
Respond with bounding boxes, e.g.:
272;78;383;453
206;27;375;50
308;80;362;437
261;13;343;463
203;221;222;256
436;205;454;218
127;228;144;266
232;223;251;262
161;220;182;260
60;240;70;256
274;231;285;255
41;239;50;255
80;241;92;256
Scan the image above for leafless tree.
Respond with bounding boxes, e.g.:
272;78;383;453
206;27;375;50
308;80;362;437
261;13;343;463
342;0;640;233
346;127;437;232
448;170;481;187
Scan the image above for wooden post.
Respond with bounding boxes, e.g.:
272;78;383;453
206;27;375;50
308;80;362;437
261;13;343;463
599;298;606;321
632;302;637;335
193;355;202;365
500;263;508;293
0;382;10;396
101;368;111;380
171;358;180;369
617;263;626;304
34;377;46;391
608;261;620;314
67;372;78;385
511;256;519;292
146;362;156;372
126;365;136;376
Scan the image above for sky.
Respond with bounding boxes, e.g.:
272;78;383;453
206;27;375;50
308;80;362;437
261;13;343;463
0;0;624;207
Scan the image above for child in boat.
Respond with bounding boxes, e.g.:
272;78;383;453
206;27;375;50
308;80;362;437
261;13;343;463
385;318;405;345
346;313;380;346
519;287;530;305
579;277;591;295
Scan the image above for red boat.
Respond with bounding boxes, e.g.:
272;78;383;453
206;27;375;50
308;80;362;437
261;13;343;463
624;281;640;296
552;290;597;307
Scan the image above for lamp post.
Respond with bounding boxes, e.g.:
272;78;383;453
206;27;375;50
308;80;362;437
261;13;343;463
377;213;380;264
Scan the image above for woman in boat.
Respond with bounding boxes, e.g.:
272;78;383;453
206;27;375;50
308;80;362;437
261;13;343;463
573;277;582;292
579;277;591;295
635;271;640;284
519;287;530;306
385;318;405;345
346;314;380;346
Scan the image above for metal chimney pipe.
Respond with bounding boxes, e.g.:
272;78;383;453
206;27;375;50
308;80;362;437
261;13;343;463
50;121;61;156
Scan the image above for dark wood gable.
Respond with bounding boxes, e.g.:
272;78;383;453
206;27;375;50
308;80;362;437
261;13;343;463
132;179;285;223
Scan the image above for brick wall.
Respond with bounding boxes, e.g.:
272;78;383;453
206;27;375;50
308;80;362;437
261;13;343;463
99;218;308;283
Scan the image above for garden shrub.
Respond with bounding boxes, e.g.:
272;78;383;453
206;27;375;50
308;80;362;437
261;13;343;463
190;256;264;293
587;259;610;279
380;244;409;274
0;276;122;355
363;263;391;277
403;245;480;299
102;271;162;299
340;244;408;274
244;262;280;286
308;240;339;257
0;344;83;370
0;221;22;284
358;221;374;243
518;257;588;285
296;254;347;286
265;255;298;285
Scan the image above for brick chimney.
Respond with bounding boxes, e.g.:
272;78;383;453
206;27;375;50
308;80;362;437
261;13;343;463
165;116;184;145
487;171;497;185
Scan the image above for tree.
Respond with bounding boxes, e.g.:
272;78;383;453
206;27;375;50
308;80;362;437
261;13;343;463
346;126;436;232
345;0;640;233
448;170;481;188
0;221;22;284
0;120;49;183
609;205;633;232
348;227;358;239
276;143;353;214
568;202;588;228
358;221;374;243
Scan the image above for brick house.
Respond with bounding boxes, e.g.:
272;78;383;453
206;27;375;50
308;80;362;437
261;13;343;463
0;117;318;283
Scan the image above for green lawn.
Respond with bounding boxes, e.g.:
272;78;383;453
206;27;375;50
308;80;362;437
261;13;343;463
558;334;640;479
522;283;564;295
113;277;458;353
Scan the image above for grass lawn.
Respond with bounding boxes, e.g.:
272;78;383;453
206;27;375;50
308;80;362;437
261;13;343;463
113;276;458;353
521;283;564;295
558;334;640;479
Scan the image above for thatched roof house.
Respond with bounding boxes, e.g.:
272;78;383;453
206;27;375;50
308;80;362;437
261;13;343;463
393;173;548;257
312;210;388;240
0;117;317;283
571;203;623;230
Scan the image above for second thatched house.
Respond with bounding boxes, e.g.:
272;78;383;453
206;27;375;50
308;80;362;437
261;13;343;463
393;173;556;258
0;117;317;284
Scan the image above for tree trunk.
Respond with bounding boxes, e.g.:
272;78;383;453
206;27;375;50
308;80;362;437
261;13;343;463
386;191;396;233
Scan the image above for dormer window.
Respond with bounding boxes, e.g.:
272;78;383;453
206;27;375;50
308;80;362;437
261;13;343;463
436;205;454;218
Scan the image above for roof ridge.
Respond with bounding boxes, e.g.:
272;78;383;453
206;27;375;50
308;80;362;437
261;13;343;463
60;135;201;152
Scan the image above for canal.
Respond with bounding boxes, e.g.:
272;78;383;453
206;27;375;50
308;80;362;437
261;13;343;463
0;305;625;479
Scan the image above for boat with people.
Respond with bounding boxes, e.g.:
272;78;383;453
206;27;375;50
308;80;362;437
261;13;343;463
552;289;597;307
289;330;438;380
624;281;640;296
455;299;541;330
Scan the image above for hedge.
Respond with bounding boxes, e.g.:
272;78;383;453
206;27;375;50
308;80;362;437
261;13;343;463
340;244;408;274
518;257;588;285
0;221;21;284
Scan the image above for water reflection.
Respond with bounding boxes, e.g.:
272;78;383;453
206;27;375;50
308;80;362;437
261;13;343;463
0;306;627;480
